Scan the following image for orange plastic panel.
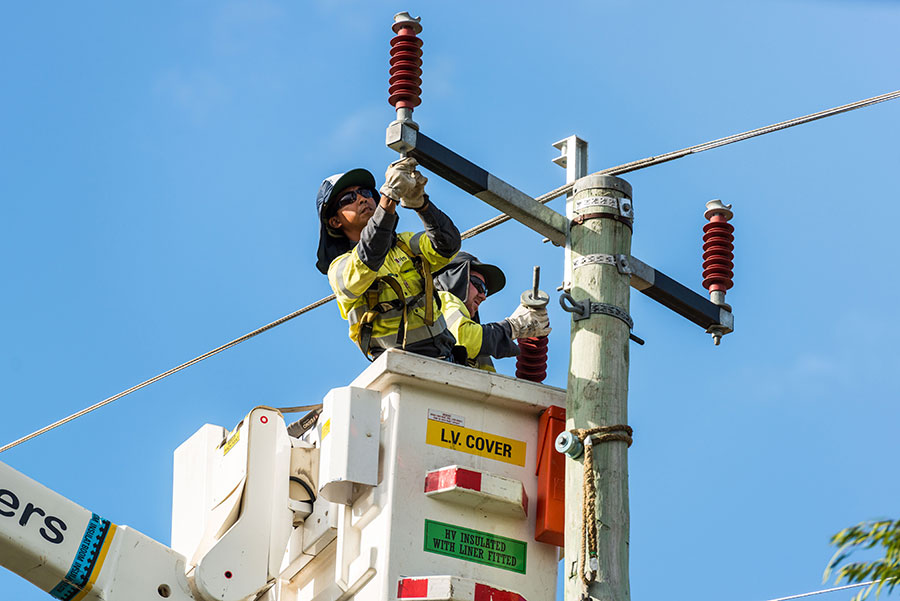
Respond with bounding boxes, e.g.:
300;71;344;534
534;405;565;547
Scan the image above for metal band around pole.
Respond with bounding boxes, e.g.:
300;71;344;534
587;302;634;329
574;254;618;269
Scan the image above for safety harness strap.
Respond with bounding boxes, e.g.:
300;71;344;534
355;238;438;361
395;239;435;326
357;276;407;360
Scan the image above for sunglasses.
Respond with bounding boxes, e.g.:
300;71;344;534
335;187;375;209
470;276;488;296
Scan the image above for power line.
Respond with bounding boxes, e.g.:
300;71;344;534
604;89;900;176
0;295;334;454
3;89;898;453
464;88;900;236
763;580;880;601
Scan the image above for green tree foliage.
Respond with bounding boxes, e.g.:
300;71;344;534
825;519;900;600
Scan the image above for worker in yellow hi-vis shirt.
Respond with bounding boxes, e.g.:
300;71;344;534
315;158;460;360
434;252;550;371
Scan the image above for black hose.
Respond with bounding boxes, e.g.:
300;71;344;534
290;476;316;503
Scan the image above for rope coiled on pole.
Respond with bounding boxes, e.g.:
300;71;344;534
570;425;634;591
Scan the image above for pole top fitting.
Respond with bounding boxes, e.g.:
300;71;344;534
573;174;632;199
393;12;422;34
704;198;733;221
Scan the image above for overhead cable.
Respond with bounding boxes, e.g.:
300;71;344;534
3;89;898;453
762;580;880;601
0;295;334;454
464;88;900;236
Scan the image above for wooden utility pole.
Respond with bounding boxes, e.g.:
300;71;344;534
389;101;731;601
563;174;634;601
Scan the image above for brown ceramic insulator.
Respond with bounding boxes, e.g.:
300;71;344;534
388;26;423;110
702;216;735;293
516;336;549;383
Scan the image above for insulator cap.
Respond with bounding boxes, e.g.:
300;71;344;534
704;198;733;221
392;12;422;34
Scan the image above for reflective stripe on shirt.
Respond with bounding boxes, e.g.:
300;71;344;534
409;232;424;256
443;306;466;329
332;254;360;300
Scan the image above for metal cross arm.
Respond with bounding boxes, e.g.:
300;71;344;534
624;255;734;336
385;121;733;341
386;121;568;245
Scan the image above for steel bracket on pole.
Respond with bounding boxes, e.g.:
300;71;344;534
559;292;634;329
615;254;634;275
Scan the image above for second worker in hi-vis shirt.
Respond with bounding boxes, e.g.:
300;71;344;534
434;252;551;372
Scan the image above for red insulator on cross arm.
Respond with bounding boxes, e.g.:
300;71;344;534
389;12;423;119
516;336;549;383
701;199;735;306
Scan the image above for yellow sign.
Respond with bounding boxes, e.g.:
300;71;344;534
223;429;240;455
426;419;526;466
322;419;331;440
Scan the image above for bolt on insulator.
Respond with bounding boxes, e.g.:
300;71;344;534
701;199;734;345
388;12;423;129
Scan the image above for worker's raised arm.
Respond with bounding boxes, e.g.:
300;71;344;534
408;197;460;267
327;204;398;303
414;197;460;257
383;157;461;266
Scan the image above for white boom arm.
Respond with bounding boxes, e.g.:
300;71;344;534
0;406;298;601
0;460;195;601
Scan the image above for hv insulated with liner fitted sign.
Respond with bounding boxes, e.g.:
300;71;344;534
423;520;527;574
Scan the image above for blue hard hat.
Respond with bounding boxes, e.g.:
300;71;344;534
315;169;378;275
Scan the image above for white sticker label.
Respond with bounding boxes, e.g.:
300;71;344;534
428;408;465;427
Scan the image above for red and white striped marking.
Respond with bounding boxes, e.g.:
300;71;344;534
424;466;527;518
397;575;527;601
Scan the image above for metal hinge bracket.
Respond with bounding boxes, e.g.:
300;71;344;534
559;292;634;329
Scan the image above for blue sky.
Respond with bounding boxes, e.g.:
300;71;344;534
2;2;899;600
